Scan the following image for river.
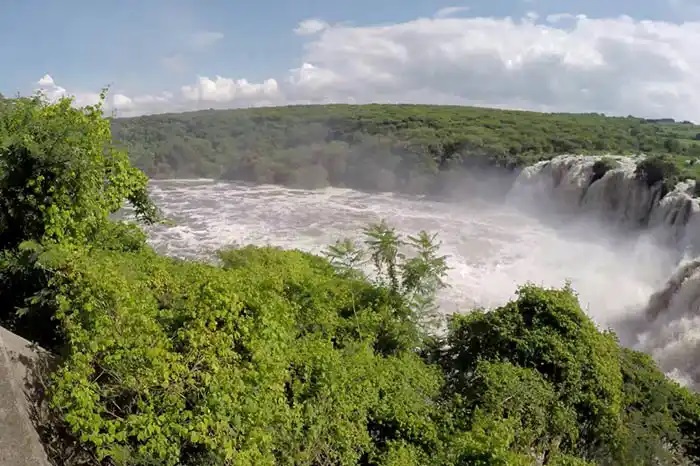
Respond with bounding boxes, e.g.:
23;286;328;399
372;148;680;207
145;179;675;328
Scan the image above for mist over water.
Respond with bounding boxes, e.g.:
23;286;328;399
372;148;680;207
145;176;679;343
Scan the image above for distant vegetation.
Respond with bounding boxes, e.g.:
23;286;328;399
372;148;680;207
112;104;700;194
0;95;699;464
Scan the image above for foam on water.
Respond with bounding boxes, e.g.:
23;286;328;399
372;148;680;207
145;178;674;325
135;154;700;390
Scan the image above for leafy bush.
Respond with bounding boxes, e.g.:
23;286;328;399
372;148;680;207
616;349;700;463
435;284;700;465
19;234;699;465
0;94;158;348
12;236;446;465
0;95;158;250
590;157;620;185
438;284;623;462
634;155;680;195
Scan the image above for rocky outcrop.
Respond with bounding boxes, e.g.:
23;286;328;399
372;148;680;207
0;326;50;465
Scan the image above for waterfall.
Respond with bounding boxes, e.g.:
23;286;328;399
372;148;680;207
637;258;700;389
509;154;700;388
510;154;700;251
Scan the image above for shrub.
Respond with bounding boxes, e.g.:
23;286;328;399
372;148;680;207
0;94;159;250
439;284;624;462
30;243;445;465
634;155;680;195
590;157;620;185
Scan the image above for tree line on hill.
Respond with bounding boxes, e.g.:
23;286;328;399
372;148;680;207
111;104;700;195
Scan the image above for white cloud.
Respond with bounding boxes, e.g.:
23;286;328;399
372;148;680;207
35;75;176;116
545;13;578;23
31;13;700;121
286;63;344;100
294;18;329;36
180;76;280;103
37;74;56;87
111;92;174;112
112;93;133;109
190;31;224;49
434;6;471;19
35;74;101;108
282;14;700;121
36;74;68;101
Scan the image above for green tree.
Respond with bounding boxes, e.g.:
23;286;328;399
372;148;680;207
0;93;158;250
448;360;578;462
664;137;682;153
325;221;450;339
439;284;624;463
0;94;159;347
110;103;700;194
616;348;700;464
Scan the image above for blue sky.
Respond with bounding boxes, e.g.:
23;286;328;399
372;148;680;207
0;0;691;93
3;0;700;119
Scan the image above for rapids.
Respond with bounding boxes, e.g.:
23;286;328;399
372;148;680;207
141;156;700;388
142;154;700;389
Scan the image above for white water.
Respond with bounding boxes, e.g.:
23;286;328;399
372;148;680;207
142;155;700;388
510;154;700;389
512;155;700;250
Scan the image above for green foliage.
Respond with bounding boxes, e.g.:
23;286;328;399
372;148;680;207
0;94;158;250
324;221;449;334
438;284;625;462
5;240;700;465
590;157;620;184
450;360;578;461
15;244;443;465
111;104;700;194
635;154;681;195
10;240;695;465
617;349;700;464
0;94;158;348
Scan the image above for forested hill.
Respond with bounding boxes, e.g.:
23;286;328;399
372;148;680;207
111;104;700;191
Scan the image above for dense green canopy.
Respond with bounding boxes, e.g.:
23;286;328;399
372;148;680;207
112;104;700;194
0;96;698;465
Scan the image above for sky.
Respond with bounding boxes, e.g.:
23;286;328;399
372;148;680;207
3;0;700;120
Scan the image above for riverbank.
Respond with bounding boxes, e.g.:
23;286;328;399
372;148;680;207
112;104;700;191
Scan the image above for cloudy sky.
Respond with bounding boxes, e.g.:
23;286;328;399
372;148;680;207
3;0;700;119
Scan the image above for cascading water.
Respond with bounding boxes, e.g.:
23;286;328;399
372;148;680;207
510;154;700;389
140;154;700;390
510;155;697;234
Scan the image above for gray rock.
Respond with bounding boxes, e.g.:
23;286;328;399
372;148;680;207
0;326;50;466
